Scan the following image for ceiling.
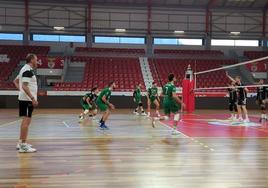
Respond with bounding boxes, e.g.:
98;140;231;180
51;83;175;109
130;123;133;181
3;0;268;10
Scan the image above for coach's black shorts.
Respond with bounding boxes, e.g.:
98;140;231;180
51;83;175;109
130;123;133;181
237;98;246;106
19;100;34;117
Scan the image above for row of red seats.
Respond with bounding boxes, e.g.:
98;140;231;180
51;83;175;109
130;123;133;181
154;49;224;56
244;51;268;60
75;47;145;54
0;45;50;82
54;57;145;91
0;82;16;89
149;59;234;88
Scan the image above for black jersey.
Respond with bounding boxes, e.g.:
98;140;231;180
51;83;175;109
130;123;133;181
257;86;268;101
236;83;247;100
82;92;98;104
228;87;237;102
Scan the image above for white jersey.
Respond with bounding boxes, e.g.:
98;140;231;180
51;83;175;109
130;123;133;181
17;64;38;101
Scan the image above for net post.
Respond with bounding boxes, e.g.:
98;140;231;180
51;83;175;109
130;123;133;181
182;78;195;113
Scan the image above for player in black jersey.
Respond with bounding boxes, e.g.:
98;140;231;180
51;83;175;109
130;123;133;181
227;81;238;120
226;73;249;122
79;87;99;122
256;79;268;122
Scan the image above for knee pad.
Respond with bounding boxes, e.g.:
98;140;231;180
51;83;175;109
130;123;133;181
174;114;180;121
93;109;98;114
139;103;143;107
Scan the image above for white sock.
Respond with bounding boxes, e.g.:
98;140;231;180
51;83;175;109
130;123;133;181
245;114;249;120
147;112;150;116
239;115;243;119
261;114;265;119
265;114;267;119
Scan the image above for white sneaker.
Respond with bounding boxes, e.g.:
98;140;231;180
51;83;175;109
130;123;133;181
238;118;243;122
16;143;32;150
232;118;238;122
19;144;37;153
171;129;179;135
141;112;147;116
79;115;84;122
133;111;139;115
243;119;250;123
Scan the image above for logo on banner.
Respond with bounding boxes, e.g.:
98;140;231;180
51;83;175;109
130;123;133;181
48;58;55;69
37;58;42;66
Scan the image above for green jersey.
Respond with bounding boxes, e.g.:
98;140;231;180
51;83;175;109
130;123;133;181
162;82;179;115
97;88;111;103
148;87;158;97
163;82;176;100
133;87;142;103
96;87;112;112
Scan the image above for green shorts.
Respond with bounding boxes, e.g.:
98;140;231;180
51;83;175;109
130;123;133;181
80;101;92;110
134;97;142;104
96;99;108;112
163;99;180;115
149;96;157;103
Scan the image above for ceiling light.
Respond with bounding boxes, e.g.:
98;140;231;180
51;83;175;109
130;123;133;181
53;26;65;31
230;31;240;35
174;30;185;34
115;29;126;32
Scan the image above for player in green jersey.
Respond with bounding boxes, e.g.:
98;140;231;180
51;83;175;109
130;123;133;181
147;81;160;117
133;83;146;116
96;81;116;130
152;74;184;134
79;87;99;122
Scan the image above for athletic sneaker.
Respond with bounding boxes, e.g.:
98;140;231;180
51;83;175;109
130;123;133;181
243;119;250;123
171;129;179;135
141;112;147;116
238;117;244;122
79;115;84;122
19;143;37;153
99;123;109;130
134;111;139;115
16;143;32;150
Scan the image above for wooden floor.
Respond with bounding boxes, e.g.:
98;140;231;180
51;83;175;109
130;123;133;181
0;109;268;188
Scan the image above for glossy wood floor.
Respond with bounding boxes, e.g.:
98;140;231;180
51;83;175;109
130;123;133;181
0;109;268;188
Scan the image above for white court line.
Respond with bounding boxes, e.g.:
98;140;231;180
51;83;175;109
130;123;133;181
62;121;70;128
157;120;190;138
156;118;216;151
0;114;41;128
0;119;21;128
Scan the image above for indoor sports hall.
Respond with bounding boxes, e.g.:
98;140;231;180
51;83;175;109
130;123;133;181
0;0;268;187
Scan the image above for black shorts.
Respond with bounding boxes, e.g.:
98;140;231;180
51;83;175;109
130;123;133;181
19;100;34;117
237;98;246;106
